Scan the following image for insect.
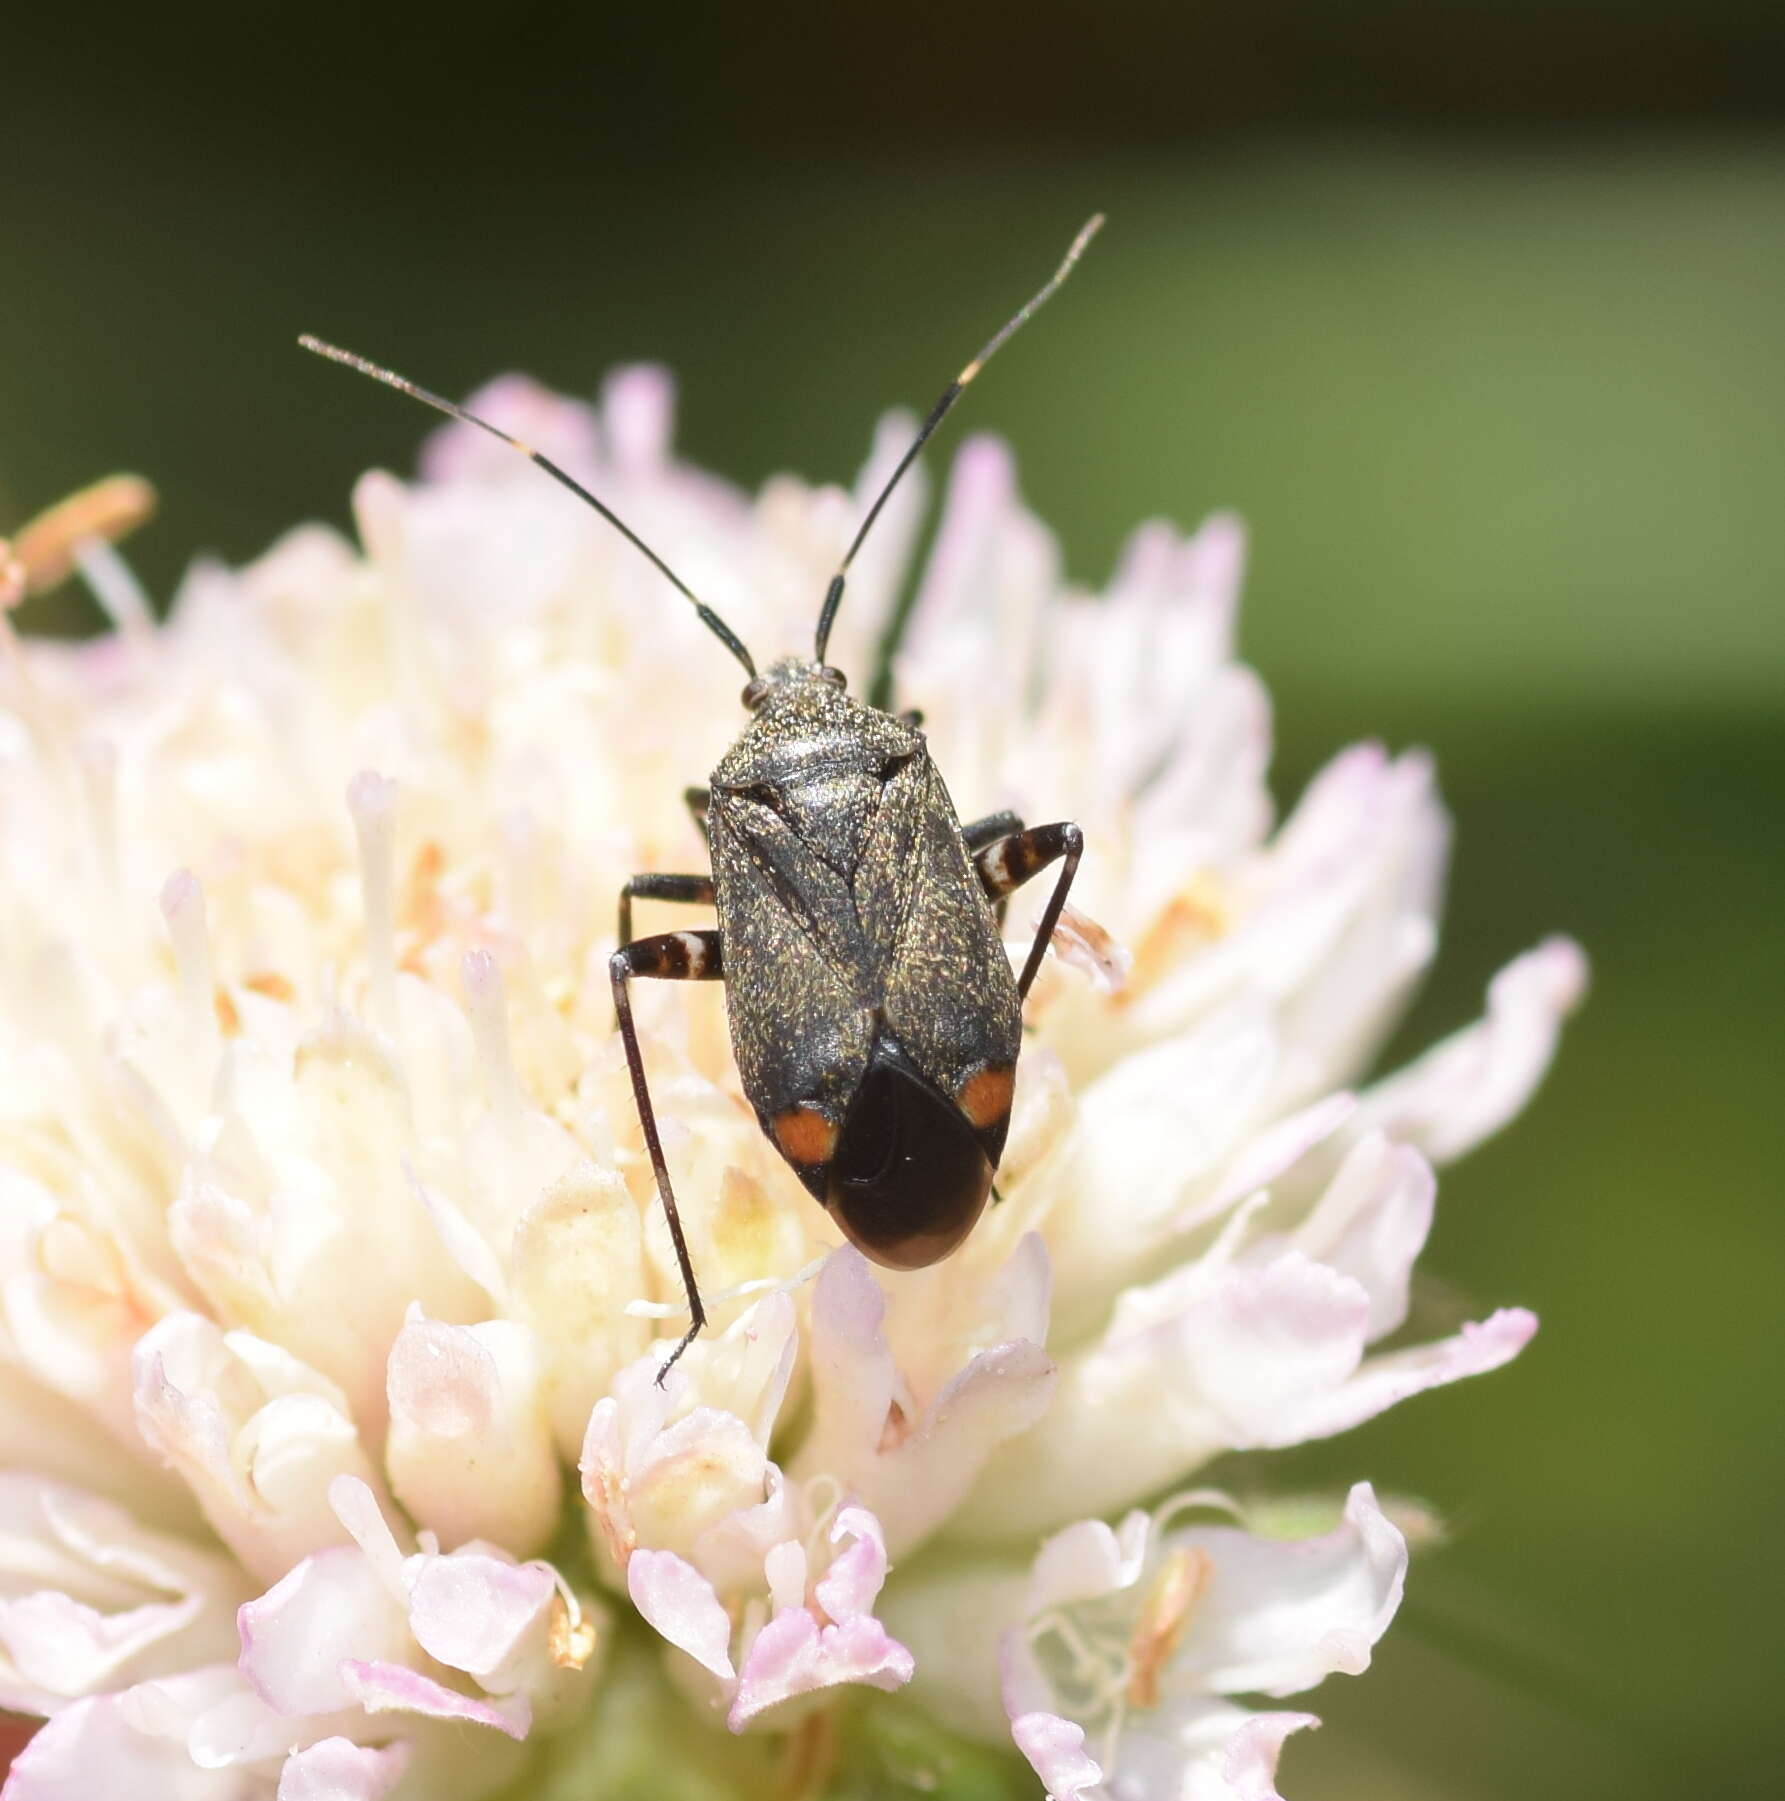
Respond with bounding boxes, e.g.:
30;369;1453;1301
301;214;1101;1372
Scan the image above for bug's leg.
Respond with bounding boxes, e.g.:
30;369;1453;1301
961;811;1026;924
683;786;712;847
975;821;1084;1000
897;707;924;729
617;872;714;948
610;928;725;1382
961;809;1024;854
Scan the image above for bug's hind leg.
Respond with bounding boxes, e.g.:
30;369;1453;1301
610;927;725;1382
974;821;1083;1000
617;872;714;947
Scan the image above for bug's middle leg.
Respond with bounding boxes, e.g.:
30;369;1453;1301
962;811;1025;924
617;872;714;947
974;821;1084;1000
610;927;724;1381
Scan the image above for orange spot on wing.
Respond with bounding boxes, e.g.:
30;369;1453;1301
956;1063;1015;1130
773;1106;838;1167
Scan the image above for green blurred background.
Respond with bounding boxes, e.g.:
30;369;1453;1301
4;6;1781;1796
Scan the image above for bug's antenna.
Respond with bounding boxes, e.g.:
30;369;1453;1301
299;336;758;680
813;213;1104;666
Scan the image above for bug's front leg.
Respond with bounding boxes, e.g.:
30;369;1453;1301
974;821;1084;1000
609;927;724;1382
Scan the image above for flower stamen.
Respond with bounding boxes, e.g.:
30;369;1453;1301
1123;1545;1210;1709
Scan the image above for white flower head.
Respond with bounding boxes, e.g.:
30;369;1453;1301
0;358;1582;1798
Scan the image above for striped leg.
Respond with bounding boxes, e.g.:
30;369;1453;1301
609;928;725;1381
962;811;1025;924
975;821;1084;1000
617;871;714;947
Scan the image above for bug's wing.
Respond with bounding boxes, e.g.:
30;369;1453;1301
874;759;1024;1111
709;798;878;1123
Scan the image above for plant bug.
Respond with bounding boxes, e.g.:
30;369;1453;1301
301;214;1101;1373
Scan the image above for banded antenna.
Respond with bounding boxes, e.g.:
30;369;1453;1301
812;213;1104;666
298;335;758;680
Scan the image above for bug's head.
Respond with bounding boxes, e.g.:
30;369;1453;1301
741;656;847;712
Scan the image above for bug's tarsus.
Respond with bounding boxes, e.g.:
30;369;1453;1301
812;212;1104;665
298;334;758;680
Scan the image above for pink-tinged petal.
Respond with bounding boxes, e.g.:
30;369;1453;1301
337;1660;529;1740
814;1508;889;1624
963;1252;1370;1538
796;1242;1056;1556
1284;1133;1435;1341
1283;1309;1538;1442
384;1313;558;1554
2;1668;248;1801
839;1340;1058;1557
1184;1710;1320;1801
131;1316;378;1587
1194;1092;1359;1228
900;436;1018;654
600;365;676;477
805;1249;897;1470
404;1554;554;1682
0;1475;246;1712
1170;1485;1406;1697
726;1606;914;1732
237;1547;409;1717
276;1736;409;1801
1048;904;1132;992
1355;937;1589;1165
1027;1511;1151;1615
185;1678;307;1767
1009;1710;1104;1801
626;1552;734;1681
419;376;600;483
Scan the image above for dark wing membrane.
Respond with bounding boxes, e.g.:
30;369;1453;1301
877;760;1023;1106
709;797;876;1122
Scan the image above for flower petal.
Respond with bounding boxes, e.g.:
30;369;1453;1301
1169;1484;1406;1696
1010;1709;1104;1801
337;1660;530;1739
626;1551;734;1680
236;1547;409;1717
1352;936;1588;1164
276;1735;409;1801
726;1605;914;1733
